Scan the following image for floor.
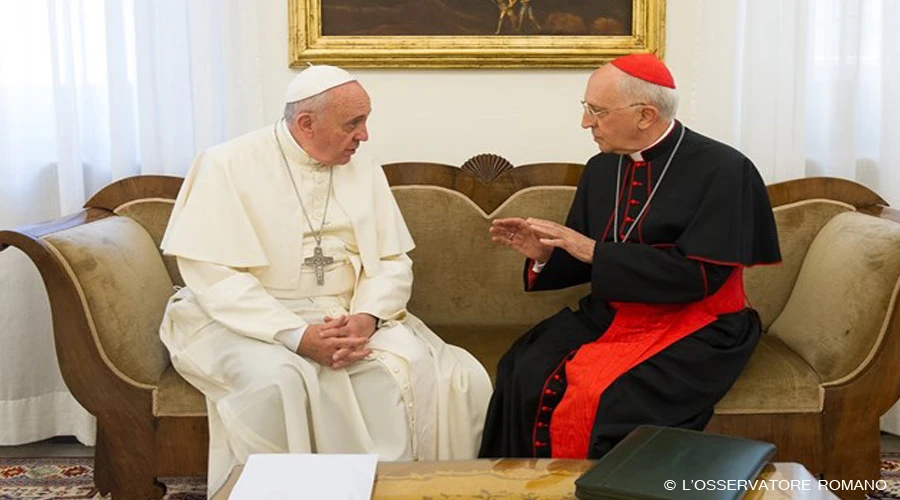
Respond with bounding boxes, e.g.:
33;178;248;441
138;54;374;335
884;432;900;453
0;436;94;458
3;433;900;458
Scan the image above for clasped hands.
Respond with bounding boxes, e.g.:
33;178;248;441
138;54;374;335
490;217;595;264
297;313;377;370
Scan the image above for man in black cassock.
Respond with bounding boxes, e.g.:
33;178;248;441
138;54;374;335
478;54;782;459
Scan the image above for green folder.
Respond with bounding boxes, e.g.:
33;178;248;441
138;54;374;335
574;425;776;500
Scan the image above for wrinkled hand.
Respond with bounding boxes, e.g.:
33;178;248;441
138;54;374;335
490;217;553;263
526;218;595;264
320;313;378;370
297;315;372;369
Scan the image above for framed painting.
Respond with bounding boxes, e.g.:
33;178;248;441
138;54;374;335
288;0;665;68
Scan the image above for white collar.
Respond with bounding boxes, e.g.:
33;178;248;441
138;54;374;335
628;120;676;162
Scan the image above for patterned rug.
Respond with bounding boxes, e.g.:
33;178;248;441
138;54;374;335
4;455;900;499
0;457;205;499
873;453;900;499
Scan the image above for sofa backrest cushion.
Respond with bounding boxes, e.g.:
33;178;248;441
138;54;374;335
42;216;174;385
392;185;588;330
114;198;183;287
744;199;855;330
767;211;900;382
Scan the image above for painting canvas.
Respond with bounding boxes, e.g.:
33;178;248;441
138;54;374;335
321;0;632;37
289;0;664;68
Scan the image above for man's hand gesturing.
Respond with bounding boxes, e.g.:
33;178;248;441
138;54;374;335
490;217;554;262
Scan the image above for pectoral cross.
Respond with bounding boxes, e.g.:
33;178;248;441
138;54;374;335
304;245;333;286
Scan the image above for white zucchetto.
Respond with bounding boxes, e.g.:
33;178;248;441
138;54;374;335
284;65;356;104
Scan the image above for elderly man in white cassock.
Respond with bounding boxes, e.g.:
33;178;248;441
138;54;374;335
159;65;492;495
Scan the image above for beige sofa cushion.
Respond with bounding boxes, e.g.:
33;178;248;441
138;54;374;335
768;211;900;383
154;365;206;416
744;200;854;330
42;216;174;386
715;335;822;413
115;198;182;287
433;325;529;379
392;186;588;331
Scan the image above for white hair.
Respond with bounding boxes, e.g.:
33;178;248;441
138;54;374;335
617;72;679;121
283;91;331;122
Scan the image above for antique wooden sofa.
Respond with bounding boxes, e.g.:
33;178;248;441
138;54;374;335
2;155;900;499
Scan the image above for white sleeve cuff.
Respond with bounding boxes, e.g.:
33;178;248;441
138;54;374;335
275;325;308;352
532;260;547;273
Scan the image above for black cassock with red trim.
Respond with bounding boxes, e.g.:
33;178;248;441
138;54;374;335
478;120;782;459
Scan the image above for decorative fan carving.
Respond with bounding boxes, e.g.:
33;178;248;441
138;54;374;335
461;153;514;184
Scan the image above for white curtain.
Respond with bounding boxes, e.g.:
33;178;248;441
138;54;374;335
0;0;267;446
803;1;900;203
676;0;900;203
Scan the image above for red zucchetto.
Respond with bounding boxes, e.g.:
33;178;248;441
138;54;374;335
609;54;676;89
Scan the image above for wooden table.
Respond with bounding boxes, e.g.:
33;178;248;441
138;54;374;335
212;459;838;499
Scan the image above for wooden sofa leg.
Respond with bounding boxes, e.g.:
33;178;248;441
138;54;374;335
93;424;112;496
97;416;165;500
822;416;881;500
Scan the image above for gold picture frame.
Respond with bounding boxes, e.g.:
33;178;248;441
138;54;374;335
288;0;666;69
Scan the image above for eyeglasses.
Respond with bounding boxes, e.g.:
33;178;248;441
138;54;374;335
581;100;646;119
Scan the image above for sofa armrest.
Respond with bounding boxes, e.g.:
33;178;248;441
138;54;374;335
0;181;180;418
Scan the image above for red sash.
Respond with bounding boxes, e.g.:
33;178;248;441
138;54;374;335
548;267;747;458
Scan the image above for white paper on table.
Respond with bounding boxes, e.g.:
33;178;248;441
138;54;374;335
228;453;379;500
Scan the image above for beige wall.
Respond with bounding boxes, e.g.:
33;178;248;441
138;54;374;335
251;1;753;174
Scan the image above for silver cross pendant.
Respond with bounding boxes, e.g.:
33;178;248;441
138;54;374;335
303;245;334;286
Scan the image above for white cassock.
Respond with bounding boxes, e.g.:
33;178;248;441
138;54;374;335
158;121;493;496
